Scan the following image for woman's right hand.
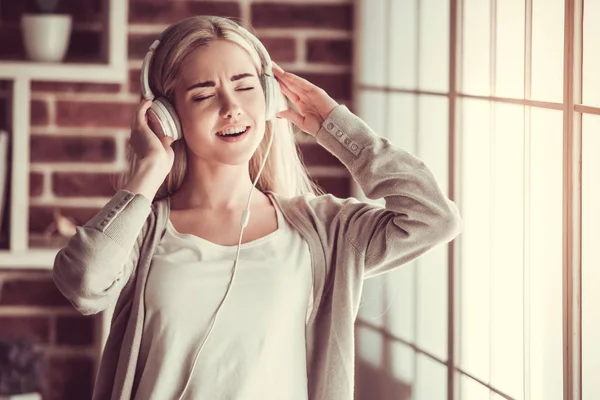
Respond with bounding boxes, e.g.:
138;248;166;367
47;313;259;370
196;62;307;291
129;99;176;177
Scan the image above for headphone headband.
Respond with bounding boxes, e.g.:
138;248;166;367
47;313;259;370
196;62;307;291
140;39;160;100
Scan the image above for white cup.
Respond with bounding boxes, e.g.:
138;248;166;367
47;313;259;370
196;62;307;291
21;14;72;62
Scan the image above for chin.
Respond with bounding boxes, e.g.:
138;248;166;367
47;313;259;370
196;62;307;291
217;144;261;166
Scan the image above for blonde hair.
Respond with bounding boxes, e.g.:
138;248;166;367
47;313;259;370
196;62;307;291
112;16;323;201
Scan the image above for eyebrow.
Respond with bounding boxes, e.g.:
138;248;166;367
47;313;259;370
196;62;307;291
186;73;255;91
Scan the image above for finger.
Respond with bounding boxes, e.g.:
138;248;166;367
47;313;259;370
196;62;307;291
278;77;314;111
159;134;175;149
135;99;153;128
139;98;152;113
275;73;297;96
135;99;152;122
278;71;314;94
277;78;301;104
272;64;310;96
276;109;305;128
271;61;284;77
277;77;300;104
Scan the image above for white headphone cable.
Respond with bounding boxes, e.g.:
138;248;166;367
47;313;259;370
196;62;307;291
177;126;275;400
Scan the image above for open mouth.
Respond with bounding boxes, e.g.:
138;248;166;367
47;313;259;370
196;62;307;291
216;126;249;137
215;126;250;142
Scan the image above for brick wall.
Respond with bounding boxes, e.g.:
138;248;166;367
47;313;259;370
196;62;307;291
0;0;354;398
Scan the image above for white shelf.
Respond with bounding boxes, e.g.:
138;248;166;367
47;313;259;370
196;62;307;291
0;0;128;83
0;249;58;269
0;62;127;83
0;0;129;269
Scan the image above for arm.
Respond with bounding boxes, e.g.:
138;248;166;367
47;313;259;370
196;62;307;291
316;105;462;278
272;64;462;278
53;162;163;315
53;99;174;315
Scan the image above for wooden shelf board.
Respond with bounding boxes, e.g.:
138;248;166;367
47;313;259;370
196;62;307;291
0;62;128;83
0;248;58;269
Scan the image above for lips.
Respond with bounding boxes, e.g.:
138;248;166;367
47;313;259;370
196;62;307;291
215;125;250;136
216;126;249;137
215;125;251;143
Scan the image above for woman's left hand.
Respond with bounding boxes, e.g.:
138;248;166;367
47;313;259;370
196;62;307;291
272;62;339;137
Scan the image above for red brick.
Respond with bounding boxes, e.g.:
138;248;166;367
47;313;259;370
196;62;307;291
129;68;142;95
295;72;352;101
251;4;353;29
0;278;71;307
260;37;296;63
56;315;96;346
30;135;116;162
52;172;117;197
30;171;44;197
30;99;49;126
56;101;135;127
129;0;240;24
29;206;100;234
298;142;344;168
0;316;50;343
128;34;298;64
61;0;103;21
311;175;352;198
31;81;121;94
128;34;156;60
307;39;353;65
44;356;94;400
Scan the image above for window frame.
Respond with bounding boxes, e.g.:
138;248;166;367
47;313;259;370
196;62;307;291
354;0;595;398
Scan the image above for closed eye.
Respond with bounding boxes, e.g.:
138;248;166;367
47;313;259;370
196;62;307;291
192;87;255;102
193;96;212;102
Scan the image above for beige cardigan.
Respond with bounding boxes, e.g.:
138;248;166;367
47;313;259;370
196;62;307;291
53;105;463;400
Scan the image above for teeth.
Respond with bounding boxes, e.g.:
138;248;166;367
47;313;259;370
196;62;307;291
217;126;247;136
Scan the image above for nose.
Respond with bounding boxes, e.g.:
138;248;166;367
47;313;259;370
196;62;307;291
219;93;243;119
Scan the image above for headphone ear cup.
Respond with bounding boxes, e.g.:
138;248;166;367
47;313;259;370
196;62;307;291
148;98;183;141
263;74;280;121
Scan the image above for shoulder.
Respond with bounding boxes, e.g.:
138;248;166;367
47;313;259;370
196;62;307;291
266;190;367;228
146;195;170;237
267;190;342;212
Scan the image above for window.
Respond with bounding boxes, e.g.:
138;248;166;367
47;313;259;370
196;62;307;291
355;0;599;398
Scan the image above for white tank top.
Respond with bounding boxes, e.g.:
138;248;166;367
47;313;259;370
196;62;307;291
134;201;313;400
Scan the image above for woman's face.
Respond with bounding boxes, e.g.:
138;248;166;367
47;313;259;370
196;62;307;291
173;39;267;166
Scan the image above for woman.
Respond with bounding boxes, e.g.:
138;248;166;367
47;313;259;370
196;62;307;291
53;16;462;400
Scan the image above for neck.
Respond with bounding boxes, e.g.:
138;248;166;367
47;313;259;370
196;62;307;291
169;161;267;212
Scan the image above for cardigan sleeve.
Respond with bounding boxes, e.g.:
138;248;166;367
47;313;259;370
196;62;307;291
52;190;152;314
314;105;462;278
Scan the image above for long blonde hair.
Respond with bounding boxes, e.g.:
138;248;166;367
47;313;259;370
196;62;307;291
112;16;323;201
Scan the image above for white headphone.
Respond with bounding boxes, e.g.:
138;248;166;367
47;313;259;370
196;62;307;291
140;16;281;399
